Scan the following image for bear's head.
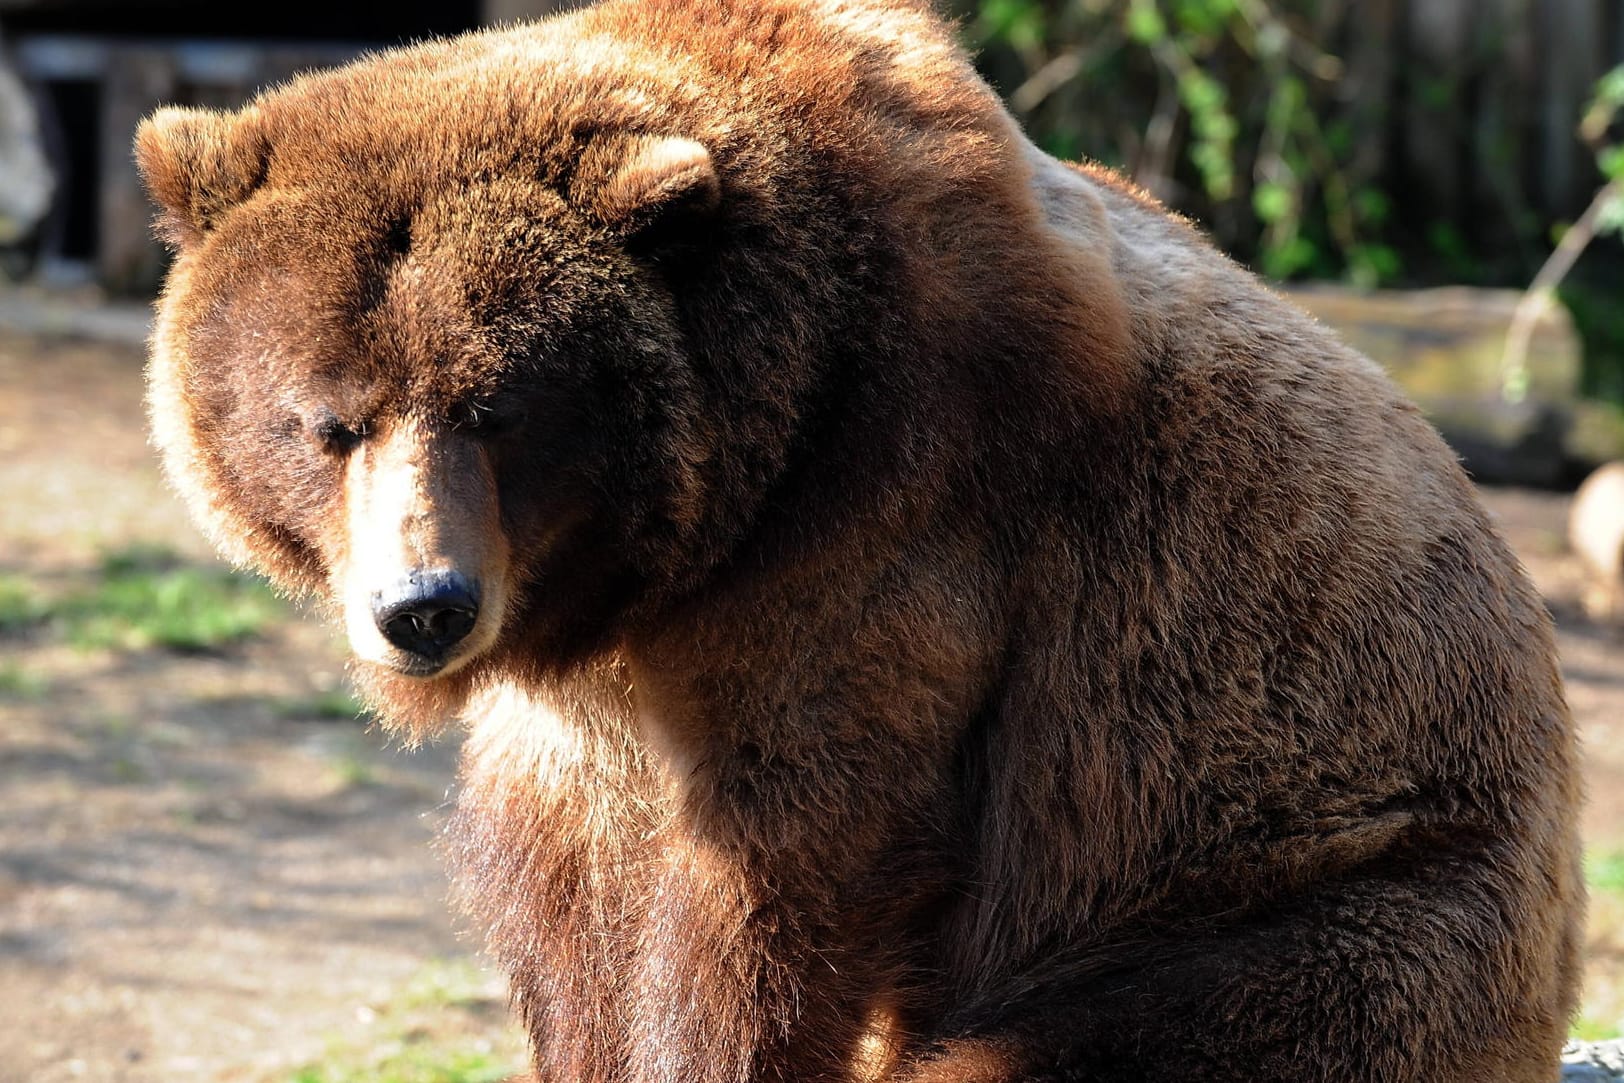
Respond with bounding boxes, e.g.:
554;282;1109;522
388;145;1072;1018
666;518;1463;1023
136;1;1115;731
137;76;741;725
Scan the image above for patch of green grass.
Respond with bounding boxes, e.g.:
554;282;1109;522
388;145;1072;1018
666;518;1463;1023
1572;1015;1621;1041
0;574;49;632
303;729;384;789
288;959;522;1083
1583;867;1624;1037
288;1043;516;1083
60;545;284;653
0;661;46;699
276;688;369;722
109;756;148;783
330;754;378;788
1586;850;1624;892
396;959;508;1014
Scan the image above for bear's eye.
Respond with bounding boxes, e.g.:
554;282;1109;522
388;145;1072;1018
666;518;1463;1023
451;398;521;438
309;410;367;453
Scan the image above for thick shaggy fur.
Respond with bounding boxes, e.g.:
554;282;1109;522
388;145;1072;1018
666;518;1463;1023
138;2;1582;1080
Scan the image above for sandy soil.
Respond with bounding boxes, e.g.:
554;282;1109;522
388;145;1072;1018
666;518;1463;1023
0;333;523;1081
0;329;1619;1080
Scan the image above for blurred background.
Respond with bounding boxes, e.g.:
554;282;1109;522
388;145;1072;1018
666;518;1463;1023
0;1;1620;1081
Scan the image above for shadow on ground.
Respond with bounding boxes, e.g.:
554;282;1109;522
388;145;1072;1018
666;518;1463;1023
0;328;1619;1080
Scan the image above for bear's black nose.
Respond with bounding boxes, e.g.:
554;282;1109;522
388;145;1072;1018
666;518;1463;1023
372;571;480;665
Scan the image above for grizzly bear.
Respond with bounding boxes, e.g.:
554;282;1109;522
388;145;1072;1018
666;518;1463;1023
136;1;1583;1079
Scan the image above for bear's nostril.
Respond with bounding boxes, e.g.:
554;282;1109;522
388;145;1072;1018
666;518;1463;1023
372;572;481;664
426;607;476;643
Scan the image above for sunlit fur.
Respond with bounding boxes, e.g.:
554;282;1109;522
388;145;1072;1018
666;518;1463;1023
337;420;510;673
139;1;1582;1080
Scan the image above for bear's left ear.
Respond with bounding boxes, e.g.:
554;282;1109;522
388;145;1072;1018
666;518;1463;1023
578;135;720;248
135;106;270;246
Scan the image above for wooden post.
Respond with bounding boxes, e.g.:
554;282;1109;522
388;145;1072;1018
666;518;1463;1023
1473;0;1538;266
99;48;176;294
1335;0;1400;188
1535;0;1606;216
1401;0;1474;230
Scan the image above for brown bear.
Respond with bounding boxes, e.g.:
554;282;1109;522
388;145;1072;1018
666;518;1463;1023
135;1;1583;1079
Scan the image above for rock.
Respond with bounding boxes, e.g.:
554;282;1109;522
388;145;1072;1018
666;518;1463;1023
1571;404;1624;471
1286;285;1624;480
1565;1039;1624;1080
1287;285;1581;402
1427;395;1571;488
1570;461;1624;623
0;35;53;247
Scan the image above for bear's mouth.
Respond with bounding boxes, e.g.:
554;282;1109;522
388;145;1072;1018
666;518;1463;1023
390;654;460;678
387;652;469;679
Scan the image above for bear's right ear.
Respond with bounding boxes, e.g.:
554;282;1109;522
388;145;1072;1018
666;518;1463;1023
576;135;721;251
135;106;270;246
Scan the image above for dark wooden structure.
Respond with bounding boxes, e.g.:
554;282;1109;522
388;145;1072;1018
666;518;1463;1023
3;0;1622;292
0;0;571;291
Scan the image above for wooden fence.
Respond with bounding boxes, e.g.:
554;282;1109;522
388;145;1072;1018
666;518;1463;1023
1351;0;1623;245
4;0;1623;290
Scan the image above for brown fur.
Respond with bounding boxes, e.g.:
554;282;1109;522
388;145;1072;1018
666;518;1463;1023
137;2;1583;1079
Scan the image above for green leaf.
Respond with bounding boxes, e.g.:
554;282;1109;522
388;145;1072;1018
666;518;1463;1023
1041;131;1083;162
1178;70;1226;115
1352;187;1392;227
1192;108;1238;143
1592;65;1624;111
1172;0;1232;39
1428;221;1469;261
977;0;1045;49
1323;118;1354;157
1252;181;1293;224
1260;235;1318;279
1346;243;1402;288
1598;146;1624;182
1189;141;1235;199
1125;3;1167;45
1597;190;1624;238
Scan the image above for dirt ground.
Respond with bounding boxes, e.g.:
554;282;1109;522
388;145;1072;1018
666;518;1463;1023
0;329;1621;1081
0;332;523;1082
